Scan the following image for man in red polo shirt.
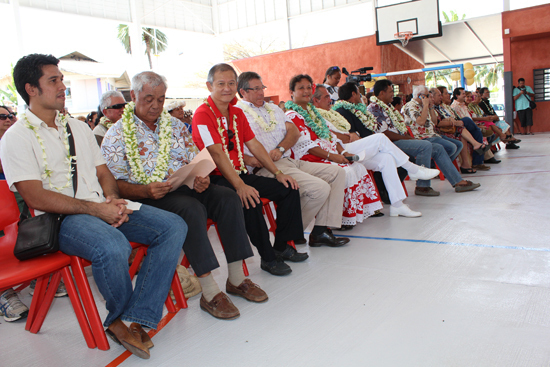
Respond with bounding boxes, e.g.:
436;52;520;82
192;63;307;276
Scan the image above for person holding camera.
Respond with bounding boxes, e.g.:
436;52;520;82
513;78;535;135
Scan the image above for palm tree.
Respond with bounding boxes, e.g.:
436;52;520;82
474;63;503;89
0;64;18;105
442;10;466;23
425;69;452;89
117;25;168;69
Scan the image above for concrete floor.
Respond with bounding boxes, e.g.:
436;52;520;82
1;133;549;367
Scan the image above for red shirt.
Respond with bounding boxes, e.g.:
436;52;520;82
192;96;255;175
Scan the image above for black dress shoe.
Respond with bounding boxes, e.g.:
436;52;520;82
484;157;501;164
294;238;307;245
274;245;309;262
261;258;292;276
506;143;520;149
309;230;349;247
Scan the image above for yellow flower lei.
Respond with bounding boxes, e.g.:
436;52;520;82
236;101;278;132
24;113;76;192
121;102;173;184
99;116;114;129
204;101;247;174
369;96;408;134
317;108;351;133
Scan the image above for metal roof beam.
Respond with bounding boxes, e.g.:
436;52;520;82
463;21;499;64
423;39;453;64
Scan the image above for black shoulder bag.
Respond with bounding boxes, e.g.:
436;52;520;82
13;123;78;261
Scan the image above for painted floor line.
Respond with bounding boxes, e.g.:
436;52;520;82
332;234;550;252
473;170;550;178
504;154;550;159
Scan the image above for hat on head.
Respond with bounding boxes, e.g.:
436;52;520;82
165;100;186;112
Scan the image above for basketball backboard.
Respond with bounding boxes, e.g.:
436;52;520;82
375;0;442;46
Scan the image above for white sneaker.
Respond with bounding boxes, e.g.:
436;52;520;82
408;166;440;181
389;204;422;217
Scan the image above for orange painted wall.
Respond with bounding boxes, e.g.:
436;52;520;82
503;4;550;132
380;44;424;97
232;34;423;102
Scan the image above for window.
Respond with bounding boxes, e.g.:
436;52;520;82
533;68;550;102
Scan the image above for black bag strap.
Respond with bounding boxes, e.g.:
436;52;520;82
19;121;78;222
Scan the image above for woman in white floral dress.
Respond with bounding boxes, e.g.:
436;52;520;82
285;74;382;229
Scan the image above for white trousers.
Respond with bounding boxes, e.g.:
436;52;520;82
255;158;346;229
344;134;409;205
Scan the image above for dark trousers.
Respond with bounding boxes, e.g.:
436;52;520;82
461;117;484;165
210;174;304;263
139;184;253;276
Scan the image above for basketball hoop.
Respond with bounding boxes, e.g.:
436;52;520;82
394;31;413;47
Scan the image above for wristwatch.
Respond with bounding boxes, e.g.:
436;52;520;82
276;146;285;154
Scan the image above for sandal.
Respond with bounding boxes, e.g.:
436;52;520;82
474;143;490;156
460;167;477;174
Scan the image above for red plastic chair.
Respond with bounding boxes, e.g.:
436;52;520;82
0;180;98;349
260;198;296;250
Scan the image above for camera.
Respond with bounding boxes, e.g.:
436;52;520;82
342;67;374;85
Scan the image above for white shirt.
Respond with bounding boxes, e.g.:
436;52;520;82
0;110;106;205
236;100;292;159
324;84;339;103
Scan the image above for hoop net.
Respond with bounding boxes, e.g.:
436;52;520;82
394;31;413;47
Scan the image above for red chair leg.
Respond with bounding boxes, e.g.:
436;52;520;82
288;240;296;250
70;257;110;351
180;255;190;268
26;275;48;331
262;202;277;233
402;181;408;197
129;247;147;279
29;271;62;334
435;163;445;180
165;296;176;313
59;267;97;349
170;272;188;309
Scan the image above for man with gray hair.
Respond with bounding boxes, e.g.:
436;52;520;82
94;90;126;145
102;71;268;321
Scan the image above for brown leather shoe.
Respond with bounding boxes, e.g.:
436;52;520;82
129;323;154;349
106;318;150;359
200;292;240;320
226;278;268;303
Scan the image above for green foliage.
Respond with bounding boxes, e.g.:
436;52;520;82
0;64;17;105
117;25;168;69
474;63;503;89
425;69;452;89
442;10;466;23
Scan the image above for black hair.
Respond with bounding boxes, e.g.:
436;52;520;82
207;63;238;84
479;87;490;96
13;54;60;105
391;96;402;107
518;78;525;83
338;82;358;101
451;87;465;102
373;79;393;96
322;66;340;83
289;74;313;92
237;71;262;98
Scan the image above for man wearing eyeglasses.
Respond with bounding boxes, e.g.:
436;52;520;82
193;63;308;277
103;71;268;321
94;91;127;145
236;71;349;247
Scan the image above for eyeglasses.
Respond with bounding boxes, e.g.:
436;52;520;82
105;103;127;110
0;113;15;120
330;66;339;70
244;86;267;92
227;129;235;152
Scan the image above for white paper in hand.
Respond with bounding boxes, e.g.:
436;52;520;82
166;149;216;191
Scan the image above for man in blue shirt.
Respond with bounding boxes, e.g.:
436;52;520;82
513;78;535;135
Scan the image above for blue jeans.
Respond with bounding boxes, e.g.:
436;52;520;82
461;117;484;165
58;204;186;329
424;136;463;161
394;138;462;187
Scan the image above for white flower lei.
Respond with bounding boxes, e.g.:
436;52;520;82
99;116;114;129
333;100;377;132
236;101;278;132
317;108;351;133
204;100;247;174
25;113;76;192
121;102;173;184
369;96;408;134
